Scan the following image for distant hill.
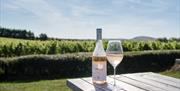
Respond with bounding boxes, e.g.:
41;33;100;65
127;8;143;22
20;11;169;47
104;36;156;41
132;36;156;41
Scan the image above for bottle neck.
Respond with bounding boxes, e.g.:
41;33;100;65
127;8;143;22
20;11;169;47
96;29;102;40
96;39;102;42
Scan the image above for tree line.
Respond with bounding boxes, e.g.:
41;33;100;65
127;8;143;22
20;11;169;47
0;27;48;40
0;27;179;41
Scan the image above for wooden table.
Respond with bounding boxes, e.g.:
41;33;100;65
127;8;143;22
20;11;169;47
67;72;180;91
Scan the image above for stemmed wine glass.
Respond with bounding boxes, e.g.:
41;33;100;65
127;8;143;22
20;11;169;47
106;40;124;88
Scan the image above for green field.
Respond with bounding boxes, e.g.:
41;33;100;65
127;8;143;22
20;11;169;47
160;71;180;79
0;71;179;91
0;79;71;91
1;37;180;57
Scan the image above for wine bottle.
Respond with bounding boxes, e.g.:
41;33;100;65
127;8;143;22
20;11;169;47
92;28;107;84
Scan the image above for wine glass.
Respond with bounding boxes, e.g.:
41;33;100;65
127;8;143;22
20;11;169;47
106;40;123;87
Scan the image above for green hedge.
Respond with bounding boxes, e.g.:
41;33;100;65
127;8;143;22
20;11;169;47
0;50;180;81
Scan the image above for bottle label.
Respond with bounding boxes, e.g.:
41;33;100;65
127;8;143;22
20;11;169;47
92;56;107;81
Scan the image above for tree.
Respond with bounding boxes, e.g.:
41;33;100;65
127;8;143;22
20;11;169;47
39;33;48;40
157;37;168;42
0;27;35;39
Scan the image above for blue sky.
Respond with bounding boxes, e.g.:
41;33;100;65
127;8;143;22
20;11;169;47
0;0;180;39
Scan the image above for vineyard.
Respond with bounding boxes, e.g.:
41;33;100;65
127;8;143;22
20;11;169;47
0;37;180;57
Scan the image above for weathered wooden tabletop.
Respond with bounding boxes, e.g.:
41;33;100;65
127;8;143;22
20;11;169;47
67;72;180;91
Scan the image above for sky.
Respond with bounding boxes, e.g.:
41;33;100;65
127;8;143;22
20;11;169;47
0;0;180;39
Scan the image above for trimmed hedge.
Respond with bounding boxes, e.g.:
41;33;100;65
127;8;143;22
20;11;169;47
0;50;180;81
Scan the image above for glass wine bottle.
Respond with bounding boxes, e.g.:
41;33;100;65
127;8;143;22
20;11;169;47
92;28;107;85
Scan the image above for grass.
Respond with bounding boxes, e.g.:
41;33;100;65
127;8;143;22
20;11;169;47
0;79;71;91
0;71;179;91
160;71;180;79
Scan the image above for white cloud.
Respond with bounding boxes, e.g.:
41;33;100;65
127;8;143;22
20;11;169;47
8;0;95;38
112;0;169;13
2;3;20;11
12;0;63;18
70;4;93;17
1;0;179;39
101;15;180;39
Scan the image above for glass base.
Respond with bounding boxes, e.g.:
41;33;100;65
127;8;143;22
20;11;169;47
108;82;126;91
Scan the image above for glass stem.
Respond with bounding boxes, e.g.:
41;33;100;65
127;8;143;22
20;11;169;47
114;67;116;86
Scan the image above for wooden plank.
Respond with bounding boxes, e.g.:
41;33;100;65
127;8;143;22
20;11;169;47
106;77;145;91
69;77;145;91
114;75;167;91
133;72;180;88
123;74;180;91
81;77;115;91
67;72;180;91
67;78;103;91
146;72;180;83
175;59;180;64
82;77;145;91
